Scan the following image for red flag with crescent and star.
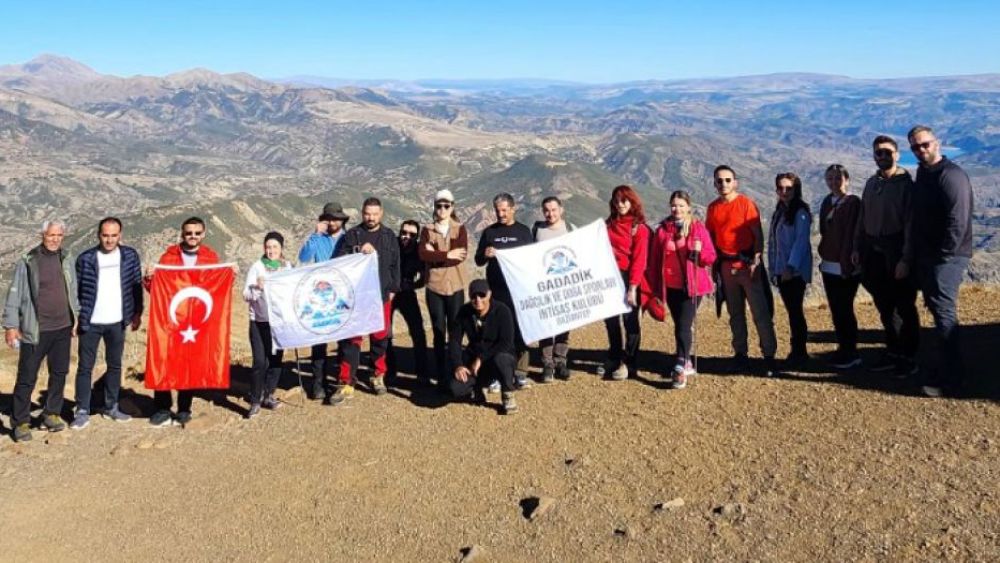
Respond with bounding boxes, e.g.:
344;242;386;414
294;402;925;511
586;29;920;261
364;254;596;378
145;264;235;390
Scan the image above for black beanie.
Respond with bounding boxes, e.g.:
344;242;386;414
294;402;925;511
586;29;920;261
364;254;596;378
264;231;284;247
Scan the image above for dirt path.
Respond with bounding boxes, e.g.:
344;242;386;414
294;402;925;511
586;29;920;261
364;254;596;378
1;287;997;562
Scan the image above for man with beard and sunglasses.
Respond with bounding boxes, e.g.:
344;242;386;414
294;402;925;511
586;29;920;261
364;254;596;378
852;135;919;377
906;125;974;398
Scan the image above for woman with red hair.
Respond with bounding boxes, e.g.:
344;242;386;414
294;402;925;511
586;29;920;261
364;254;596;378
601;185;651;380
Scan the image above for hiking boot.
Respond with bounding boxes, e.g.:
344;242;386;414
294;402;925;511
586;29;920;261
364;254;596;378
261;395;281;410
42;414;66;432
150;410;173;427
868;351;898;373
13;423;32;442
556;363;571;380
246;403;261;420
763;357;780;378
329;384;354;406
785;351;809;369
501;392;519;415
104;405;132;423
541;366;555;383
610;363;628;381
731;353;751;374
175;411;193;426
370;375;388;396
70;410;90;430
515;374;533;389
311;384;327;402
672;371;688;390
831;353;862;370
487;380;501;394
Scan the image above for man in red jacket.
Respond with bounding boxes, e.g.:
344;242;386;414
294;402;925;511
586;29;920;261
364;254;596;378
144;217;220;426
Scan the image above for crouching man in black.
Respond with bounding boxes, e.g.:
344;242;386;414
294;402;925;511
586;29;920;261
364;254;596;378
450;279;519;414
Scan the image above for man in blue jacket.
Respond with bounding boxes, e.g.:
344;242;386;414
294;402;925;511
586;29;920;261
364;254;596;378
298;201;348;400
907;126;975;398
72;217;144;429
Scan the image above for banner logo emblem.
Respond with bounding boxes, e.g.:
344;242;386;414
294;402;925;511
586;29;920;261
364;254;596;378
543;246;578;276
294;269;355;334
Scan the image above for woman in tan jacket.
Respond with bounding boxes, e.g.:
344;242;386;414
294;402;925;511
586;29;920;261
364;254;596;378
418;189;469;383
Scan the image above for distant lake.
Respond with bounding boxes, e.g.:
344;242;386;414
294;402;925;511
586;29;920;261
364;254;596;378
899;147;964;167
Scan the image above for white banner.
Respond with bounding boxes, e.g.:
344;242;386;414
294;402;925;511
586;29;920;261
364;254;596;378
265;253;385;349
496;220;629;343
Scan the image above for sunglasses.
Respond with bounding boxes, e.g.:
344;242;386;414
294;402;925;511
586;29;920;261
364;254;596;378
910;141;934;151
714;177;735;185
776;185;795;192
183;231;204;236
471;292;488;300
435;203;452;210
400;231;418;238
874;148;895;158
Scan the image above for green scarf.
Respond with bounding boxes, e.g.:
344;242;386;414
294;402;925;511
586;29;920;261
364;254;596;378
261;256;282;271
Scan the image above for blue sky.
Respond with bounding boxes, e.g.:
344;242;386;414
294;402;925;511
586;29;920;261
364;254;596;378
3;0;998;82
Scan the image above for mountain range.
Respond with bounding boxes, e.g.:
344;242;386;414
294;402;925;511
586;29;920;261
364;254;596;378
1;54;998;282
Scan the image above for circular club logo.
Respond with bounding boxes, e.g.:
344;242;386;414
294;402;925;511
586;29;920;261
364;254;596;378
293;268;355;335
543;246;579;276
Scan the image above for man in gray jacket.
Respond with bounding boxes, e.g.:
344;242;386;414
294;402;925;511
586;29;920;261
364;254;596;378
3;220;80;442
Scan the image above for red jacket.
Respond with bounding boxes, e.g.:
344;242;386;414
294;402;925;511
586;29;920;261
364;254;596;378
606;217;650;287
648;219;716;299
143;244;221;291
158;244;221;266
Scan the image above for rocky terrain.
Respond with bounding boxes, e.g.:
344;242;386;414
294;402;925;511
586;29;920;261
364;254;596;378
0;286;997;562
2;55;999;283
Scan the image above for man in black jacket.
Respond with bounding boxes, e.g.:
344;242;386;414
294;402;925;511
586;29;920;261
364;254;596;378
386;220;429;383
73;217;143;429
853;135;920;376
451;279;519;414
330;197;400;404
907;125;974;397
474;193;533;388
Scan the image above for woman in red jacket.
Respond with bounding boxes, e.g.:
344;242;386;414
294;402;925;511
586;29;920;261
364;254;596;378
648;191;717;389
601;185;651;380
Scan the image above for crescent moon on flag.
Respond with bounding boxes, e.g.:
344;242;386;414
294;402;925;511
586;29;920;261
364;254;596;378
168;286;214;325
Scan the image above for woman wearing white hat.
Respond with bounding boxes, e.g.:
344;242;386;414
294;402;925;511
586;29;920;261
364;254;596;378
418;189;470;385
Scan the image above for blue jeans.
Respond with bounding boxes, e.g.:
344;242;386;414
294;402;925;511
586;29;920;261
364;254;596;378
76;322;126;412
917;256;969;390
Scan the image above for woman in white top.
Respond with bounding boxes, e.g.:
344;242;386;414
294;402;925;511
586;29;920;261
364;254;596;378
243;231;292;418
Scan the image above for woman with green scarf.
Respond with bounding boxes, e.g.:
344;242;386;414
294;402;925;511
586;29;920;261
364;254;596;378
242;231;292;418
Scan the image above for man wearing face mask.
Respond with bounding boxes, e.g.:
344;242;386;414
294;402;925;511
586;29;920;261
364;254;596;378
852;135;919;377
298;202;348;401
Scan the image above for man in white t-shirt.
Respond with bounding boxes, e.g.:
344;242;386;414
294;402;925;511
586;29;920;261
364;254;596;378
532;196;574;382
72;217;144;429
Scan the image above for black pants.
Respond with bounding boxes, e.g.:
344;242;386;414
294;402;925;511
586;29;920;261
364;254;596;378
11;327;72;426
448;352;516;398
425;289;464;377
311;342;335;395
666;289;699;364
492;286;528;373
917;256;969;390
777;277;808;357
604;271;641;368
154;390;193;413
821;272;860;355
249;321;283;403
387;289;429;380
861;249;919;358
75;322;125;413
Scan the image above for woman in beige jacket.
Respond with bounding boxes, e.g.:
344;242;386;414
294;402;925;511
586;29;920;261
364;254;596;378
418;189;470;383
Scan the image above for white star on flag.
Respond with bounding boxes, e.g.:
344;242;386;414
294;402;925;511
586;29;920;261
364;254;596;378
180;325;199;343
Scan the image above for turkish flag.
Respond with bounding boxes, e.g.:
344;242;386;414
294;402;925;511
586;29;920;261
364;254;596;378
145;264;234;390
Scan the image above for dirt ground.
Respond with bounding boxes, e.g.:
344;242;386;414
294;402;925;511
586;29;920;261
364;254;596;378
0;286;997;562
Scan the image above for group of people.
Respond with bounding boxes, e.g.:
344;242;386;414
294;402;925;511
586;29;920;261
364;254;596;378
2;125;974;441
